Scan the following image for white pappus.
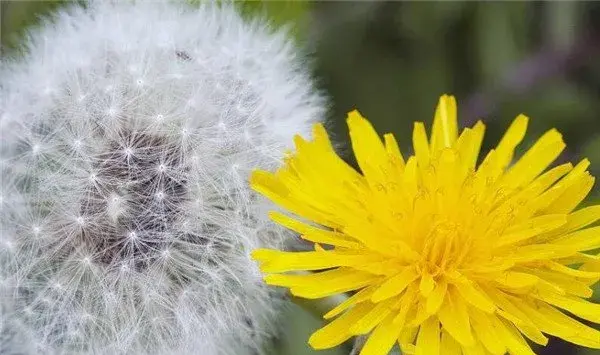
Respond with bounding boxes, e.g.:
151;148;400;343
0;1;324;354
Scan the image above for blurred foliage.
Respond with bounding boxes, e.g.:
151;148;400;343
270;302;347;355
1;0;73;54
3;1;600;355
240;0;310;40
312;2;600;201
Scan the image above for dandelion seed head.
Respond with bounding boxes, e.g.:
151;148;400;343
0;1;324;354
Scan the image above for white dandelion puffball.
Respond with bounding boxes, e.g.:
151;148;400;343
0;1;324;354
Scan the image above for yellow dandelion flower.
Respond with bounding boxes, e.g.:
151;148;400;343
250;94;600;355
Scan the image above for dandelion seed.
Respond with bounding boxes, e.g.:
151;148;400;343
252;95;600;355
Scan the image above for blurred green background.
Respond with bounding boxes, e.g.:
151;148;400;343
3;1;600;355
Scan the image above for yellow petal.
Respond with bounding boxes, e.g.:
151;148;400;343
413;122;430;168
393;284;418;326
535;292;600;323
384;133;405;171
269;211;360;248
461;341;488;355
527;268;593;298
347;110;388;185
456;121;485;173
494;214;567;248
485;289;548;346
438;288;475;346
409;298;431;328
545;260;600;280
507;244;572;263
519;300;600;349
430;94;458;153
493;271;538;290
426;279;447;314
265;268;379;299
419;273;435;297
533;159;590;213
526;162;573;198
323;285;377;320
415;316;441;355
469;308;507;355
502;128;565;189
546;205;600;237
251;170;333;228
494;114;528;170
252;249;382;273
398;327;419;353
558;252;600;265
454;281;496;313
309;302;372;349
580;254;600;282
359;313;402;355
371;266;419;302
545;174;594;214
402;156;419;198
311;123;343;158
440;329;463;355
349;298;398;335
552;226;600;251
350;297;398;335
493;317;537;355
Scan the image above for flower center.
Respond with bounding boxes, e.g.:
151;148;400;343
418;220;467;276
78;131;190;270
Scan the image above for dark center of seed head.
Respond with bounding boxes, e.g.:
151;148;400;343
80;131;188;271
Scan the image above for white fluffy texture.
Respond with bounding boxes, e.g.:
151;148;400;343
0;1;323;354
